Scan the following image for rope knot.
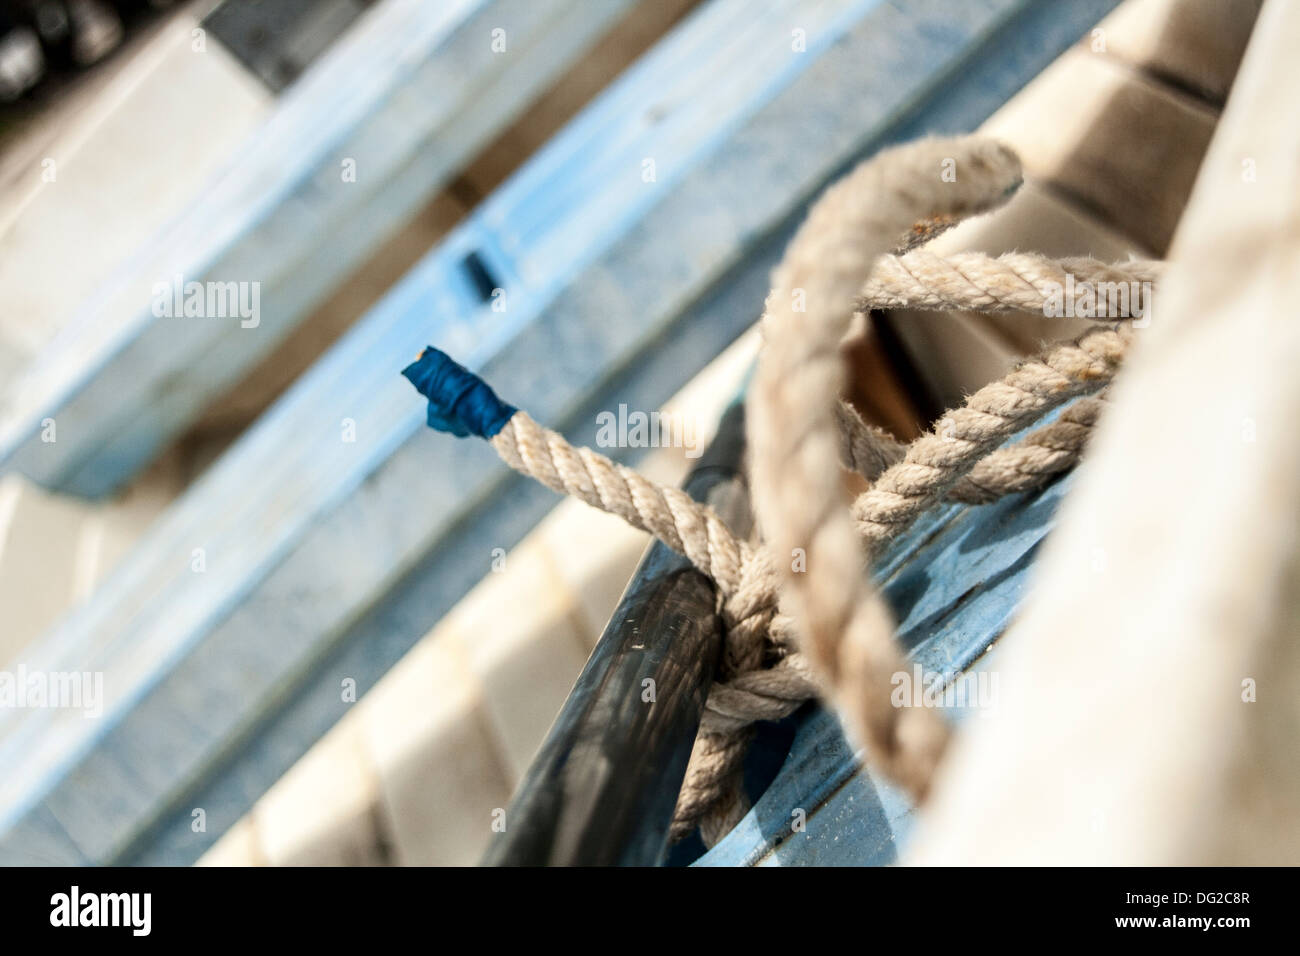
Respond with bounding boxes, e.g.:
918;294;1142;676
402;135;1149;850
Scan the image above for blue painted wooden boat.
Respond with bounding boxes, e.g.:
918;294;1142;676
0;0;1123;866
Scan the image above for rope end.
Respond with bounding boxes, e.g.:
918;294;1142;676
402;346;517;439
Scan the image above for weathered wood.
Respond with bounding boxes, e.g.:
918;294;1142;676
887;0;1244;407
1092;0;1262;106
484;403;748;866
694;430;1077;866
983;49;1217;255
911;0;1300;865
0;14;271;381
0;0;635;497
193;1;711;439
0;0;1124;866
0;478;88;665
459;0;703;200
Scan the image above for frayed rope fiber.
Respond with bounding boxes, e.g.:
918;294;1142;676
402;347;517;439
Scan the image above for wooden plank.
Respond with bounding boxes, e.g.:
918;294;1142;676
0;478;90;666
454;535;593;783
483;403;747;866
1090;0;1262;106
250;720;387;867
884;2;1215;406
0;450;188;671
0;0;636;498
191;0;705;439
910;0;1300;865
982;48;1217;254
203;0;374;92
195;817;265;867
459;0;703;199
693;708;901;867
0;0;1124;866
357;625;514;866
0;14;271;370
190;190;471;436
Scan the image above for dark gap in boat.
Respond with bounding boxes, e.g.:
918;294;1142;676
461;250;500;303
869;308;945;427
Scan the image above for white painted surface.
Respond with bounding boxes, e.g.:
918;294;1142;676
911;0;1300;865
0;14;270;361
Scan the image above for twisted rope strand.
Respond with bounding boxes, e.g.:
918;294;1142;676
853;324;1131;549
491;410;752;597
835;385;1111;502
859;250;1162;314
486;409;779;842
836;400;906;478
949;394;1107;504
693;394;1110;742
748;136;1024;804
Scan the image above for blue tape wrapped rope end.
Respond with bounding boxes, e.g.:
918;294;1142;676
402;346;517;439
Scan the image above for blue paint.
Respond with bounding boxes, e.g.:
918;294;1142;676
402;347;517;439
0;0;633;497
